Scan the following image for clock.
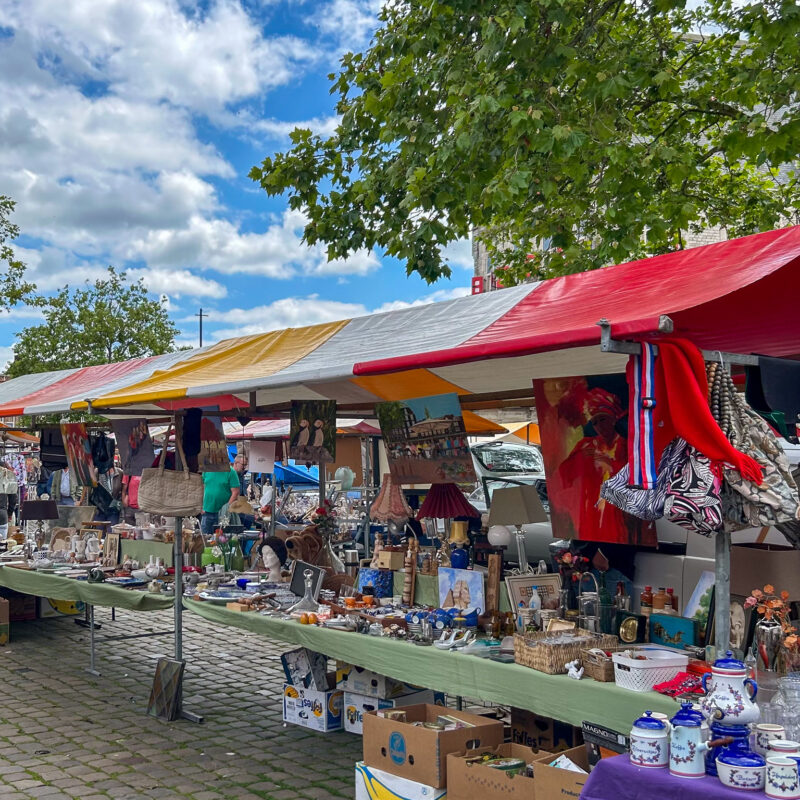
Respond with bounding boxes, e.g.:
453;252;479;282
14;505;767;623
615;610;647;643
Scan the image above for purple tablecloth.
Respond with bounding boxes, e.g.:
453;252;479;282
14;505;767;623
581;754;769;800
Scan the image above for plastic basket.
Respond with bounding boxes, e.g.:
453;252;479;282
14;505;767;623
612;648;689;692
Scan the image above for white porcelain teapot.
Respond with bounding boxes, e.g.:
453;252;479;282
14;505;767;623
700;651;760;726
669;702;733;779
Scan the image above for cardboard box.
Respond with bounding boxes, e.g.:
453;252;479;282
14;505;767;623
363;703;504;789
281;647;328;690
531;745;590;800
344;690;440;735
282;674;343;733
447;743;543;800
0;597;8;645
337;664;420;699
355;762;446;800
36;597;86;619
731;544;800;600
375;550;406;571
0;588;36;622
511;708;583;753
580;721;629;768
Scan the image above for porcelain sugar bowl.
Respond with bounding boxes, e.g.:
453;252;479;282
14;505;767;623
630;711;669;768
700;650;760;725
717;739;766;791
669;702;732;779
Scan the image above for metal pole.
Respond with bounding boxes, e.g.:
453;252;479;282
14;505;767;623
268;472;277;539
86;604;100;676
174;515;183;661
714;530;731;657
319;467;326;507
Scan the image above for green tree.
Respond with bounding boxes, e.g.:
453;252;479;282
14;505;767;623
7;267;179;376
251;0;800;284
0;195;35;308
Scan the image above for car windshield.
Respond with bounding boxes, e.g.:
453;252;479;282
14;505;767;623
472;442;544;474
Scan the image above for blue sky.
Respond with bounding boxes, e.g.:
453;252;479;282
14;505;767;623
0;0;473;365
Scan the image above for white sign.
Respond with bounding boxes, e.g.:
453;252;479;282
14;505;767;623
249;440;276;473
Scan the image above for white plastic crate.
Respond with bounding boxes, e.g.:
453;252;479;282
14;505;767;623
612;648;689;692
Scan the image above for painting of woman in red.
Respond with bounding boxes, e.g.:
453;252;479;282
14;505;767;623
534;376;656;546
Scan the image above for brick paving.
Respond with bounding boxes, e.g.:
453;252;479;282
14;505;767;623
0;607;363;799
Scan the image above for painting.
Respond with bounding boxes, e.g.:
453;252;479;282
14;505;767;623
112;418;155;476
290;400;336;464
60;422;97;487
505;573;563;613
706;591;757;658
198;414;229;472
533;375;656;546
376;393;475;484
649;613;699;650
103;532;120;566
684;570;715;628
438;567;485;613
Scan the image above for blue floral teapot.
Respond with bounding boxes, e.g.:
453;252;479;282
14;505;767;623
700;651;760;726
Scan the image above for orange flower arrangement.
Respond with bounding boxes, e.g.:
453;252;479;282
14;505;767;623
745;584;798;649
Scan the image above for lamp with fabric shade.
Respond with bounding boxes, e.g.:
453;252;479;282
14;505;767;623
370;473;412;524
21;499;60;550
416;483;480;521
486;485;547;574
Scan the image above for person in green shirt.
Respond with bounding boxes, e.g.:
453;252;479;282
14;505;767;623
201;467;240;535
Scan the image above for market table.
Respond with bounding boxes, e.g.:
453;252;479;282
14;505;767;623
184;598;678;732
580;754;769;800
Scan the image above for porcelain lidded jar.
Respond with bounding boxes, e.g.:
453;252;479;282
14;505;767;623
717;739;766;792
669;703;709;778
701;650;760;725
630;711;669;768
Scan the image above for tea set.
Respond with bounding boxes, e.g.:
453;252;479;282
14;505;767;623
630;651;800;796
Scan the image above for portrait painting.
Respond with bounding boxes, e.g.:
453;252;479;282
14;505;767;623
290;400;336;464
198;414;229;472
533;375;656;546
376;393;475;484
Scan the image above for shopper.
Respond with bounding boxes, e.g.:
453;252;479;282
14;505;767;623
232;454;255;528
201;466;240;535
47;464;82;506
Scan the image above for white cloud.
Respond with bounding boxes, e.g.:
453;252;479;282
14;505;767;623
127;269;227;299
313;0;383;52
0;346;14;373
202;285;470;340
441;238;474;271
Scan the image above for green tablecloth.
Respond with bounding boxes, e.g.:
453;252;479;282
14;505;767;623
184;598;677;731
0;566;174;611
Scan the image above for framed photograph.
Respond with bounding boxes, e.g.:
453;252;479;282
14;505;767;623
706;590;757;658
505;572;562;613
103;532;120;566
649;613;699;650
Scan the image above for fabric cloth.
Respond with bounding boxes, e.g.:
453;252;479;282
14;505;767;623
628;341;658;488
122;474;140;510
184;592;677;733
645;338;763;483
580;753;768;800
652;671;704;696
202;468;239;513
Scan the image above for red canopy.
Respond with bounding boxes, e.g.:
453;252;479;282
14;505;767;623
355;226;800;375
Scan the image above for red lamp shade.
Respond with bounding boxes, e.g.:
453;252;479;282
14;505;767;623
417;483;480;520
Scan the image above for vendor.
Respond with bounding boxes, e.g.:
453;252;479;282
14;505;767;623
201;466;240;536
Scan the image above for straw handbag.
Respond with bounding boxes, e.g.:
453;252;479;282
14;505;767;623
137;423;203;517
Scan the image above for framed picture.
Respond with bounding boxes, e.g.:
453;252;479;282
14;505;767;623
290;400;336;465
102;532;120;566
706;590;757;658
649;613;699;650
546;619;576;633
288;560;326;601
438;567;485;612
505;573;562;613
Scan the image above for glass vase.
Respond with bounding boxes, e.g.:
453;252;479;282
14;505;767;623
755;617;784;673
288;569;320;614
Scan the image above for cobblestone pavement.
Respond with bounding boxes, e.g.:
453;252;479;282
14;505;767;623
0;606;363;799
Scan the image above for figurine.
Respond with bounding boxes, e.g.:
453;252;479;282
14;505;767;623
370;532;384;568
566;659;584;680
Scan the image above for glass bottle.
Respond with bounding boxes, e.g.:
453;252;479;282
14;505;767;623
287;569;321;614
640;585;653;616
653;587;667;612
229;536;245;572
666;587;678;615
490;612;502;640
504;612;516;637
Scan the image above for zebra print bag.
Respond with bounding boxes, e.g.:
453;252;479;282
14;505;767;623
600;438;685;520
663;442;723;536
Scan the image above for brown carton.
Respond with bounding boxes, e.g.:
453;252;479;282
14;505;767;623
362;703;504;789
531;745;590;800
447;743;546;800
511;708;583;753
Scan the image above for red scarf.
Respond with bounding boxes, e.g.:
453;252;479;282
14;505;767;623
646;338;763;484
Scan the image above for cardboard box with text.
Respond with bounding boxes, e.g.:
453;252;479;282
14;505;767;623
447;743;546;800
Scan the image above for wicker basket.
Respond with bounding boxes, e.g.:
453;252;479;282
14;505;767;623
514;630;619;675
580;646;622;682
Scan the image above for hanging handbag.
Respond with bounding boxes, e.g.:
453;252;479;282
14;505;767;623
89;484;114;516
137;422;204;517
708;362;800;530
663;440;723;536
600;437;685;520
91;432;115;475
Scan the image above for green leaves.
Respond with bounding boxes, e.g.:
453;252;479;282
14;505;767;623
0;196;35;311
251;0;800;284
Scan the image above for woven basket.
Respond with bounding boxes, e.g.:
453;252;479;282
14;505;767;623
514;630;619;675
580;646;623;682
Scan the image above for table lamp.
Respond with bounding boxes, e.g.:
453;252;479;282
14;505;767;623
21;499;60;551
486;485;547;574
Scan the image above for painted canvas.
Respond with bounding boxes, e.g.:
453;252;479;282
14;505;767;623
60;422;97;487
112;418;155;476
533;376;656;546
198;414;229;472
290;400;336;464
438;567;485;613
649;613;699;650
376;393;475;484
